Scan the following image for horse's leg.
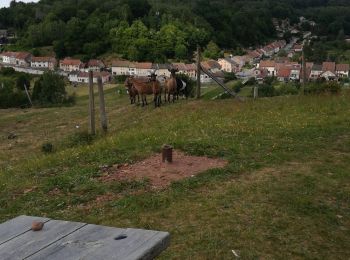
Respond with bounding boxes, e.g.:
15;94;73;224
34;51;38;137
141;94;145;107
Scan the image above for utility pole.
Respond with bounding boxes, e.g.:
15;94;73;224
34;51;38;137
301;43;307;95
97;76;108;133
88;70;96;135
196;45;201;99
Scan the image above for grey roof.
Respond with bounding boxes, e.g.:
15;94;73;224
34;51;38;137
153;63;171;70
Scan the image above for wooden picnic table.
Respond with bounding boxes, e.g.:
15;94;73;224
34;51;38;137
0;215;170;260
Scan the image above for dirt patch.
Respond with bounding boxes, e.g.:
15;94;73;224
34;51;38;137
100;150;228;189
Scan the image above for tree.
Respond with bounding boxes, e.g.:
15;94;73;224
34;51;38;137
15;73;30;91
203;41;221;59
32;71;70;105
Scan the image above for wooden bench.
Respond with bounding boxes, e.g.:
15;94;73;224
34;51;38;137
0;215;170;259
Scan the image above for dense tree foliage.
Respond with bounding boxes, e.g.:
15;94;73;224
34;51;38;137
32;71;74;105
0;0;350;61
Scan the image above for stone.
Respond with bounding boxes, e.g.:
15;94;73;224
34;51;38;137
31;221;44;231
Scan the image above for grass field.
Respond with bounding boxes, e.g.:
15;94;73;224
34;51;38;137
0;85;349;259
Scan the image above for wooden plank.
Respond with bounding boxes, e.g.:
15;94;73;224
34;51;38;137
27;225;170;260
0;219;86;260
122;230;170;260
26;224;126;260
0;215;50;245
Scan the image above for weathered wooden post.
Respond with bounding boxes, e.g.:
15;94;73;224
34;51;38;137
97;76;108;133
196;45;201;99
23;83;32;106
253;86;258;99
162;145;173;163
88;70;96;135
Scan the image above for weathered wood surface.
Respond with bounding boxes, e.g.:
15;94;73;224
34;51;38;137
0;215;170;260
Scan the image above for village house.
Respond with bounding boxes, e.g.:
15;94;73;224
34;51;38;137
86;59;105;72
309;64;323;80
218;58;240;73
111;60;131;75
185;64;197;79
247;50;263;64
201;60;224;83
172;63;187;74
254;68;269;83
69;71;111;84
258;60;276;76
134;62;153;77
320;62;336;81
59;58;83;72
153;64;171;78
335;64;349;78
292;44;303;53
276;67;292;82
1;51;32;67
30;56;56;70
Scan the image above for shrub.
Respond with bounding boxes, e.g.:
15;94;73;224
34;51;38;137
256;84;275;97
223;72;237;83
305;81;341;95
67;131;95;147
0;67;15;76
177;73;196;98
275;83;299;96
114;75;128;84
0;79;29;108
41;142;54;153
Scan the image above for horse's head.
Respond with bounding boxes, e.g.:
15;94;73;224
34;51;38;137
124;77;133;90
149;71;158;82
168;68;178;77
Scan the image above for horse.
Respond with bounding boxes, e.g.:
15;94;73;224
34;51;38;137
164;68;178;103
124;77;139;104
176;78;188;99
149;72;162;107
126;73;162;107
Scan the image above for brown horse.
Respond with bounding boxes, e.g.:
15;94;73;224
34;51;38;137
126;74;161;107
164;68;178;102
124;77;139;104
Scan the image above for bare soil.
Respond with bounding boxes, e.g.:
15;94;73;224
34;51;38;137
100;150;228;188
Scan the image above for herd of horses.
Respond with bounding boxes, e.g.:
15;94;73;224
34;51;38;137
124;68;188;107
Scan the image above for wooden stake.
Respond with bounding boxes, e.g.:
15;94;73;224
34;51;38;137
253;86;258;99
301;47;307;95
97;76;108;133
88;70;96;135
23;83;32;107
196;45;201;99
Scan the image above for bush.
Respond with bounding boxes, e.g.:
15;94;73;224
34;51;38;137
305;81;341;95
275;83;299;96
0;79;29;108
223;72;237;83
114;75;128;84
0;67;15;76
256;84;275;97
41;142;54;153
233;81;243;93
67;131;95;147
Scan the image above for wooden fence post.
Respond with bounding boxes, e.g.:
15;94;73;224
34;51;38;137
88;70;96;135
253;86;258;99
97;76;108;133
196;45;201;99
23;83;32;106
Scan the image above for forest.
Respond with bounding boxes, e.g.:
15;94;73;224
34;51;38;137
0;0;350;62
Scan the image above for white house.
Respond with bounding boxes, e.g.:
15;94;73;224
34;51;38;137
336;64;349;78
59;58;83;72
69;71;111;84
31;56;56;70
112;60;131;76
258;60;276;76
309;64;323;80
218;58;239;73
1;51;32;67
86;59;105;72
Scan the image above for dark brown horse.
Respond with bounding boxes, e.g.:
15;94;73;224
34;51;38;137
164;68;178;102
124;77;139;104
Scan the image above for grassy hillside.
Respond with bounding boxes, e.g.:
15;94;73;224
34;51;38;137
1;87;350;259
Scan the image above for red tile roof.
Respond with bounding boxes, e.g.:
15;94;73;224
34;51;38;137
336;63;349;72
112;60;131;67
277;68;291;78
60;58;82;66
1;51;31;60
322;62;336;73
259;60;276;68
31;56;56;63
134;62;153;69
87;59;105;67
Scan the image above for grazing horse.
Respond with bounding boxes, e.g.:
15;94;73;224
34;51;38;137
149;72;162;107
124;77;139;104
164;68;178;102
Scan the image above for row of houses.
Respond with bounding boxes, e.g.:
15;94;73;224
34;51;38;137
256;60;349;82
218;40;287;74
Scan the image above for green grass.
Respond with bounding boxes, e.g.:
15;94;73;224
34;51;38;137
0;87;350;259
